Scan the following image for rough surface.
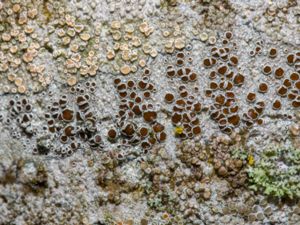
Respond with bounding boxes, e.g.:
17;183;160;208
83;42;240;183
0;0;300;224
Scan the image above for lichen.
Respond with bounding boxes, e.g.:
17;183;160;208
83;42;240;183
247;147;300;199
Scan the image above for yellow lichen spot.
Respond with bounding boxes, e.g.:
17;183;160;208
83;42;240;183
174;126;184;135
247;155;255;166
